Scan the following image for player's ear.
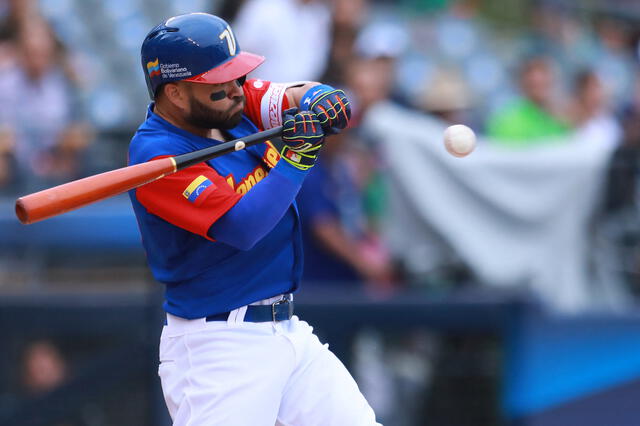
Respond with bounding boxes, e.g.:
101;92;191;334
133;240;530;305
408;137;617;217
162;82;189;110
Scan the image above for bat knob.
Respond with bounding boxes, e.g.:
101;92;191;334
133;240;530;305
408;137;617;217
15;198;30;224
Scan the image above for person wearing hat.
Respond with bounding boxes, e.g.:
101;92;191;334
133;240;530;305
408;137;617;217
127;12;379;426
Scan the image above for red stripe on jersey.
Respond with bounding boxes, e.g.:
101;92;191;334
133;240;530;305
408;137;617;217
243;79;291;131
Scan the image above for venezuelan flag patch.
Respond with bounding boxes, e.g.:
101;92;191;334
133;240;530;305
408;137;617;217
183;175;214;203
146;58;161;78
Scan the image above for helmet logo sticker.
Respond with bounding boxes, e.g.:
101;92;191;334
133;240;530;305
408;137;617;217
159;63;192;79
219;25;237;56
147;58;161;77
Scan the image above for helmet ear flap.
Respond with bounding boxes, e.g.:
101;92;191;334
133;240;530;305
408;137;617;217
143;62;156;99
150;83;165;100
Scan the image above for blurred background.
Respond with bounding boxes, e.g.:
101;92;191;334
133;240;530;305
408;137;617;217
1;0;640;424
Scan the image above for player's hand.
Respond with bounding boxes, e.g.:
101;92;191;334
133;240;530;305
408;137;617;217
281;108;324;151
276;108;325;171
301;85;351;134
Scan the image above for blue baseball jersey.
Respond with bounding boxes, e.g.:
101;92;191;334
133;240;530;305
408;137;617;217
128;80;303;319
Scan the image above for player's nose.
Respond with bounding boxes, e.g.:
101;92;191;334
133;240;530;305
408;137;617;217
226;80;243;99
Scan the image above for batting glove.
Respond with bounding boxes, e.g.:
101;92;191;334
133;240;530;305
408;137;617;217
301;85;351;134
276;108;325;171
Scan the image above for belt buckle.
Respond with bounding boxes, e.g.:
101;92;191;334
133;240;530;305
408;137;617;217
271;295;292;322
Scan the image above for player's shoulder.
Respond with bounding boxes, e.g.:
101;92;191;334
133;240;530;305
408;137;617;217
244;78;291;102
244;78;270;92
129;120;197;165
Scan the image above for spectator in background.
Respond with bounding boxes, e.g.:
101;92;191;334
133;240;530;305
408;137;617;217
232;0;332;81
0;339;71;425
0;0;55;119
418;68;475;126
604;73;640;213
215;0;247;23
321;0;369;84
591;14;637;105
297;126;396;291
353;21;409;259
11;339;85;426
347;22;409;120
0;17;92;192
525;2;593;78
0;0;38;42
297;24;409;293
620;73;640;150
21;339;68;396
0;128;11;186
568;69;621;147
486;55;571;147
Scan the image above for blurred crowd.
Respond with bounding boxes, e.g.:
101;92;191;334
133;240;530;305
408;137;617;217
0;0;93;193
0;0;639;296
229;0;640;298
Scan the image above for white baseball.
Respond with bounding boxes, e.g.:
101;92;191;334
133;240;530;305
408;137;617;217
444;124;476;157
234;141;246;151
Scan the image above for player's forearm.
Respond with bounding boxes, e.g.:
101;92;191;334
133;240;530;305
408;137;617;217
285;82;320;109
208;161;307;250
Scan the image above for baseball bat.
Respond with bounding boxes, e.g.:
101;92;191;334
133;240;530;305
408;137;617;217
15;126;283;225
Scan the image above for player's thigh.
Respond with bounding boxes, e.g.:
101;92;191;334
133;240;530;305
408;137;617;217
159;325;294;426
277;327;381;426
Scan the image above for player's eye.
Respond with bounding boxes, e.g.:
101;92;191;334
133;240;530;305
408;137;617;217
210;77;245;101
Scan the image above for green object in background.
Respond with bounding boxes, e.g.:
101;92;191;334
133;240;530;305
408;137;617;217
399;0;450;13
486;98;570;148
364;172;388;230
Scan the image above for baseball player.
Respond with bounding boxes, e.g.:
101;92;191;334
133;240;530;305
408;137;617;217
128;13;381;426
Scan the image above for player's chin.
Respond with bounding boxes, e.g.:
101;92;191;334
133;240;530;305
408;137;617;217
226;109;243;128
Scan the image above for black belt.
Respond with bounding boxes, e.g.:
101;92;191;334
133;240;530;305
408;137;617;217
205;296;294;323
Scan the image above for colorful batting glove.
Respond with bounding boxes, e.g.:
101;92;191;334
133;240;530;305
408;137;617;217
301;84;351;135
275;108;325;171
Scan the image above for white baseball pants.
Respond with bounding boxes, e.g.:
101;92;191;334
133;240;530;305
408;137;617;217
159;310;381;426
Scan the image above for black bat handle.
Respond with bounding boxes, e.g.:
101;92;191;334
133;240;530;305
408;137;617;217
174;126;283;170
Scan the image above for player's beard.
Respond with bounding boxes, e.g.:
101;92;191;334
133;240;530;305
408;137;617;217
185;95;245;130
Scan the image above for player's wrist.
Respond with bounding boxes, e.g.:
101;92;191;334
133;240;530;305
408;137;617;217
300;84;335;109
277;107;324;172
300;84;351;134
272;156;310;183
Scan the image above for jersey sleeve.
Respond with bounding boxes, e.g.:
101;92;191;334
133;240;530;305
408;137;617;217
242;79;292;131
135;156;242;240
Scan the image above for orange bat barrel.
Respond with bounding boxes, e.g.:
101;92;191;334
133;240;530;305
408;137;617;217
15;157;177;224
15;125;283;225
